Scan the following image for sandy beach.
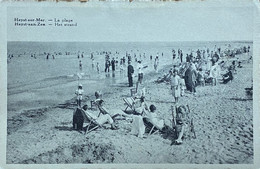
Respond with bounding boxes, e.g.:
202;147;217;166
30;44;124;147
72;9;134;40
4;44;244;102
6;41;253;164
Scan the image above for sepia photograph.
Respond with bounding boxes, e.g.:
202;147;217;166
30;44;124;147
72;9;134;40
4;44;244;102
1;0;259;168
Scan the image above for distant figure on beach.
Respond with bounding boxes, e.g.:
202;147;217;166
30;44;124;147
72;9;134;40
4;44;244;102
127;61;134;87
79;60;82;71
46;53;49;60
91;59;95;70
186;54;190;63
75;84;84;107
180;50;183;63
52;54;55;59
96;62;100;74
111;58;116;72
154;56;159;72
105;59;110;73
170;69;181;103
137;60;144;84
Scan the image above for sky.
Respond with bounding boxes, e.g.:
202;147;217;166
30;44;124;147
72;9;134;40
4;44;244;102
7;0;256;42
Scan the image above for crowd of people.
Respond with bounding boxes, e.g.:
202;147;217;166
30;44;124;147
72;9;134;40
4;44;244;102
72;44;252;145
7;43;252;144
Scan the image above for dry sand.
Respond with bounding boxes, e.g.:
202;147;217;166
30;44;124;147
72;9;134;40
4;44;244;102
7;49;253;164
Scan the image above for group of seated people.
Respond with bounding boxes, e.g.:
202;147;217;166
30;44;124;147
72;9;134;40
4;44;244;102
72;90;188;144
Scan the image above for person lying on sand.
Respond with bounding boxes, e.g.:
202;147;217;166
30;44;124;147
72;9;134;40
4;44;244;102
81;105;118;130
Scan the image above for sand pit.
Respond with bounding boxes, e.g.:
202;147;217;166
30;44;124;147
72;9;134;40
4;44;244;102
6;42;253;164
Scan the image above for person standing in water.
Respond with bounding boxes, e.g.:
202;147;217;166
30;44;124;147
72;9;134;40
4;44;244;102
79;60;82;71
154;56;159;72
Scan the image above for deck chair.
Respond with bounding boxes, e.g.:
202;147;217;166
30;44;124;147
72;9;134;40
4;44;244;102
123;97;136;112
172;105;196;140
80;108;103;134
143;116;164;136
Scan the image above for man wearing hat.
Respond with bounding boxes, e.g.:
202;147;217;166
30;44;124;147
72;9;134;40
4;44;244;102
127;61;134;87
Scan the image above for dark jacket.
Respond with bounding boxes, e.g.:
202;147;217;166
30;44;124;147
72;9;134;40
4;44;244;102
127;64;134;76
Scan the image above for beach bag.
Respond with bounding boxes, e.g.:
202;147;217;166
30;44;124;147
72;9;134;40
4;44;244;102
73;108;84;130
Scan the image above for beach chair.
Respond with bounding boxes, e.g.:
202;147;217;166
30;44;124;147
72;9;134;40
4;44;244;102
80;108;103;134
123;97;136;112
143;117;161;136
172;105;196;140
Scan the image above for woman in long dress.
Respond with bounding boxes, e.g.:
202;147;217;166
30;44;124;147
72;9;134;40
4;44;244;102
170;70;181;103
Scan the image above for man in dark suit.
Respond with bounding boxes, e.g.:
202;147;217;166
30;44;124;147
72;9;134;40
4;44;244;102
127;61;134;87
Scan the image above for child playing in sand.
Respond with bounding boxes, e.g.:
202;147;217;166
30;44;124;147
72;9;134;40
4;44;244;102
75;84;84;107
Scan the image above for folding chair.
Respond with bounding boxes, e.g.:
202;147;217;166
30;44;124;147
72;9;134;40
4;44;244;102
143;117;162;136
173;105;196;140
123;97;136;112
80;109;103;134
